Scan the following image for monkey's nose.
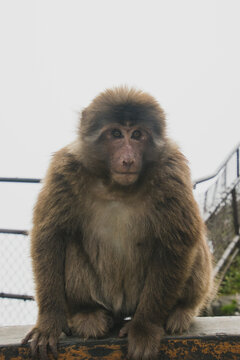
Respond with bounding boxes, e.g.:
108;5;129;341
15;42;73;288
122;159;134;168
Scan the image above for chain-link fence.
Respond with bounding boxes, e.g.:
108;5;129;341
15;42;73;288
206;186;240;266
0;178;41;326
195;144;240;221
0;231;37;326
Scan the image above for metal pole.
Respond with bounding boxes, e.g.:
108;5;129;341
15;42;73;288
0;177;41;183
237;148;240;178
231;188;239;235
0;292;34;301
0;229;28;235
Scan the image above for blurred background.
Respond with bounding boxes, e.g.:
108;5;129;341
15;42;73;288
0;0;240;326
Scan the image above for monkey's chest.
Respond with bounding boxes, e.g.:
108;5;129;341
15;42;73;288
84;200;149;255
82;200;151;314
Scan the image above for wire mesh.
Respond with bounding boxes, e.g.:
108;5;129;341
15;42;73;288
236;181;240;226
196;145;240;221
0;233;37;326
206;192;237;263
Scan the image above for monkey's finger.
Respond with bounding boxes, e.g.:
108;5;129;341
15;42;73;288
30;333;40;357
119;330;127;338
119;320;131;338
119;326;128;337
63;325;72;336
49;336;58;359
39;344;48;360
21;328;35;344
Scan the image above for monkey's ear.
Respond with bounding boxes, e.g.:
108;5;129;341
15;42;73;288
79;108;100;142
81;108;87;118
79;108;87;121
78;108;87;135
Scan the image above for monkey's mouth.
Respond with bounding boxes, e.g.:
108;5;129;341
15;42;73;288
114;171;139;175
112;171;140;186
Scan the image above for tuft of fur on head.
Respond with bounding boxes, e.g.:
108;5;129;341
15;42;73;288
79;86;167;143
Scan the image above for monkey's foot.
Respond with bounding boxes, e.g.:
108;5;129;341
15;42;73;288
119;319;164;360
69;309;113;339
165;307;195;334
22;315;71;360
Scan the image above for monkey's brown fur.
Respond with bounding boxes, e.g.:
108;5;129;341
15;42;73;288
23;87;213;360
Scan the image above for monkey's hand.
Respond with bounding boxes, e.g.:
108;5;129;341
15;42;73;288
22;313;71;359
119;319;164;360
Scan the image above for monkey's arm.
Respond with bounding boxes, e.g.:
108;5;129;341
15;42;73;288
22;151;77;358
22;226;71;358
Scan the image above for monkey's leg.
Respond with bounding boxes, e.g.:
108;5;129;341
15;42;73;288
119;243;211;360
68;308;114;339
165;247;212;335
165;278;207;335
65;242;115;339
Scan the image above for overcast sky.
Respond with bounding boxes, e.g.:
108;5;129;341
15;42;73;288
0;0;240;229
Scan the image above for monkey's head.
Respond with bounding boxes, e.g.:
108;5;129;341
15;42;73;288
79;87;166;186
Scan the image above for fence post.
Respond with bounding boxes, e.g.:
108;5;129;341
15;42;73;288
237;147;239;178
231;187;239;235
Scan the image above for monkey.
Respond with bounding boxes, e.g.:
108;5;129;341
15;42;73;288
22;87;213;360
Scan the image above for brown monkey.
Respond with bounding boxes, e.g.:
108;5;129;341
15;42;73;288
23;87;213;360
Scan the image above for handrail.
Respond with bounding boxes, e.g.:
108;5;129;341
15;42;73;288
193;142;240;187
193;143;240;220
0;293;34;301
0;177;41;183
0;229;28;235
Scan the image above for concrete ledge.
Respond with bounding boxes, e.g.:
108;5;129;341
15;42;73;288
0;317;240;359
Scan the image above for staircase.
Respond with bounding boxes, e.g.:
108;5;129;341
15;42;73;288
194;143;240;280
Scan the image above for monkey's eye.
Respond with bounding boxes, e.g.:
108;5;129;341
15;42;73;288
111;129;122;138
131;130;142;140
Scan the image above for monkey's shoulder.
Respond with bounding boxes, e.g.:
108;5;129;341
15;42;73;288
44;145;88;187
149;141;192;194
163;141;190;174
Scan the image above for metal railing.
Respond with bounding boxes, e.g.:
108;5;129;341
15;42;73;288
0;177;41;184
0;229;28;235
194;143;240;221
194;143;240;278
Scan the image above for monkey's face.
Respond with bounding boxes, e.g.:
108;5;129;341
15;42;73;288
80;88;167;186
100;124;150;186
